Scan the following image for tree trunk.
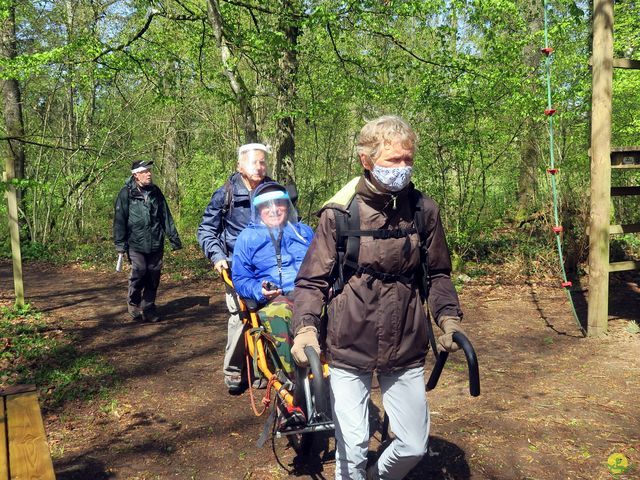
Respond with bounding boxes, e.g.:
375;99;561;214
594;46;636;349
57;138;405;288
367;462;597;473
516;124;539;212
162;113;181;205
273;0;300;185
64;0;78;148
206;0;258;143
1;0;25;306
1;1;26;185
158;60;181;205
516;0;543;215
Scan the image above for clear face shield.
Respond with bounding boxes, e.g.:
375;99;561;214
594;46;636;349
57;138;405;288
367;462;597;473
251;189;298;229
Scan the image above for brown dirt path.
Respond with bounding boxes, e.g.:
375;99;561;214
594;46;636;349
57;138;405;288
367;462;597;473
1;261;639;479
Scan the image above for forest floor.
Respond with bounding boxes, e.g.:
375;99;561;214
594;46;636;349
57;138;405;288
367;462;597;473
1;260;640;480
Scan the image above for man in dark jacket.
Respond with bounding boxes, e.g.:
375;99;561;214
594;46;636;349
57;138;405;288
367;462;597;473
291;116;465;480
197;143;272;393
113;160;182;322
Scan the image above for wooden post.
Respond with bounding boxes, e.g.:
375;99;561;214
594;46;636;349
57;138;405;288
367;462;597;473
587;0;614;336
3;169;25;308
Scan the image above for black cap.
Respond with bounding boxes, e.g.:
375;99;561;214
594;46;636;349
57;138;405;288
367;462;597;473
131;160;153;173
253;181;287;198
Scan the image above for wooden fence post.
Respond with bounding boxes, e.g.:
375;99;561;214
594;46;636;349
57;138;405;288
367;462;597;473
587;0;614;336
3;168;25;307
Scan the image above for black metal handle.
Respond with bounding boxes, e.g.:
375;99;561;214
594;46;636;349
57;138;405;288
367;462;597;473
300;346;329;417
426;331;480;397
304;346;323;380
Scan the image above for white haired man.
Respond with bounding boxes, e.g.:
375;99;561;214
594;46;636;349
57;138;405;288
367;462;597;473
197;143;273;393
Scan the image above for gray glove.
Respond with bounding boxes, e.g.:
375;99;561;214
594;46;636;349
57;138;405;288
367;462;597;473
436;316;465;353
291;326;320;367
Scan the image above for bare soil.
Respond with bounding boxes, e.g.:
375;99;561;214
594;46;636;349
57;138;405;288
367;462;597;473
1;261;639;480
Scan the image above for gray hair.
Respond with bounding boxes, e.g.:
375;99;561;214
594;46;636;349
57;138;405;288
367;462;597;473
356;115;417;163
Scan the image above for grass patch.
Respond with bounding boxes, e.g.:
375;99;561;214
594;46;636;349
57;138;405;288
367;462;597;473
0;303;118;410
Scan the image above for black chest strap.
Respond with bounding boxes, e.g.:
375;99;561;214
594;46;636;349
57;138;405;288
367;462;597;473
268;228;284;288
333;194;424;293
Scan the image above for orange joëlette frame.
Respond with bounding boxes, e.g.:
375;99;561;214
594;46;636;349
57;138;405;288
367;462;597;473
221;269;295;407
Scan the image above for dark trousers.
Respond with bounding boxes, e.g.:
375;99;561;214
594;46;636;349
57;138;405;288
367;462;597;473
128;250;164;310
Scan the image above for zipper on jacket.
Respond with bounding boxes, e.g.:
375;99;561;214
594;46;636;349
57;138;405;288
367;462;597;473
384;195;398;210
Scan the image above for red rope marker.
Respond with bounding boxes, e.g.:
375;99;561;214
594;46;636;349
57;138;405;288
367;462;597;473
547;168;558;174
541;47;554;56
561;281;573;288
552;226;563;234
544;108;557;116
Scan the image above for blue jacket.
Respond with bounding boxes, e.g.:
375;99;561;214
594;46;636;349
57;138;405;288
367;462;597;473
197;172;273;264
232;221;314;303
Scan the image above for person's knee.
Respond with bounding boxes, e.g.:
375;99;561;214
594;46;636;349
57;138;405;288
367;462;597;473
228;313;243;328
147;263;162;275
131;265;147;277
400;436;428;462
226;295;240;314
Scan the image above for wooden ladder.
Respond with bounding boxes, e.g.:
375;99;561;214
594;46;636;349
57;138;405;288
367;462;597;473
0;385;55;480
609;145;640;272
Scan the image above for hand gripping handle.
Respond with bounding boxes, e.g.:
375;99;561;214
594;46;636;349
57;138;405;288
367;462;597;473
426;331;480;397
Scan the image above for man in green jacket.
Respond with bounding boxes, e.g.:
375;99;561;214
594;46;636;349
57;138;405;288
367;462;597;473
113;160;182;322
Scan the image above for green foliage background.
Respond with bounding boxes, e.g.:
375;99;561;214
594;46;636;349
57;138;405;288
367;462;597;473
1;0;639;273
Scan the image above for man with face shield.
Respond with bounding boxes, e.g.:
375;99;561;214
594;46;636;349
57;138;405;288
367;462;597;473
232;183;313;424
290;116;466;479
197;143;273;393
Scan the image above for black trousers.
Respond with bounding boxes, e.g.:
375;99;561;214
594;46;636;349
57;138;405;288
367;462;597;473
128;250;163;310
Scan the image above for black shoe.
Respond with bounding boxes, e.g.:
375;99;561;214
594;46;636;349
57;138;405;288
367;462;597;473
252;378;268;389
142;306;160;323
128;304;143;321
225;374;244;394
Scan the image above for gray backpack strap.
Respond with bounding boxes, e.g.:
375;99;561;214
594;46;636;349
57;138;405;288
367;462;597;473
332;195;360;294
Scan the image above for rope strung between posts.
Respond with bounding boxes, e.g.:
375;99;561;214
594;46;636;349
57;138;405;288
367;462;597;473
542;0;586;336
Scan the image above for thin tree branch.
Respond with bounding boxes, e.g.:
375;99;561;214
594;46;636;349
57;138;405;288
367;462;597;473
222;0;278;16
325;22;366;75
360;26;489;79
93;8;158;61
172;0;199;17
1;136;95;153
198;18;217;92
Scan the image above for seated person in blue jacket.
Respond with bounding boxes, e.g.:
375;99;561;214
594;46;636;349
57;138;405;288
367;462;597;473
232;181;314;376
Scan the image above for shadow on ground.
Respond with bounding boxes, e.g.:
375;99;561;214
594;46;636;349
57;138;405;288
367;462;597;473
569;270;640;329
55;456;113;480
